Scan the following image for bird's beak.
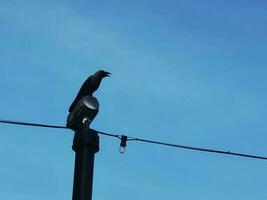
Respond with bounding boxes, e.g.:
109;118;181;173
105;72;111;77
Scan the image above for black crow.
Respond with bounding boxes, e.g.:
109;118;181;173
68;70;111;112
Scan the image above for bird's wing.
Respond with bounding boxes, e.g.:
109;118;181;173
68;75;94;112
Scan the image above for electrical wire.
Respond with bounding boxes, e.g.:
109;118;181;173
0;119;266;160
97;130;120;139
0;119;67;129
127;137;267;160
0;119;120;138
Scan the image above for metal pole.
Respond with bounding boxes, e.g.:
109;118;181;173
72;126;99;200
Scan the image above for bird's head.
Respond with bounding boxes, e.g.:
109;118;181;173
95;70;111;78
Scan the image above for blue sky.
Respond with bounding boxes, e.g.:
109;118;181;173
0;0;267;199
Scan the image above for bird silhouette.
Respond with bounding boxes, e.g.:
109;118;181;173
68;70;111;112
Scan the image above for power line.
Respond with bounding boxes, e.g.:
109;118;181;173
0;119;120;139
0;119;266;160
128;138;267;160
0;119;67;129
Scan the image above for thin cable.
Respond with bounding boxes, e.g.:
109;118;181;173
0;119;266;160
0;119;120;138
97;130;120;138
127;137;267;160
0;119;68;129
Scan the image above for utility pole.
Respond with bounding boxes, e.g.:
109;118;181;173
67;96;100;200
72;121;99;200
